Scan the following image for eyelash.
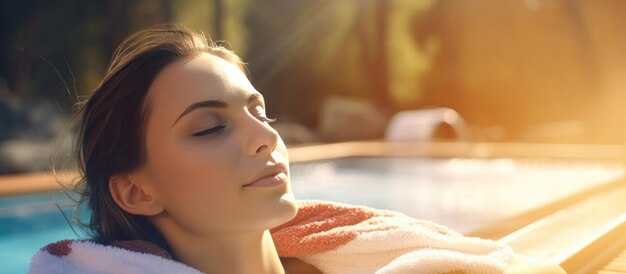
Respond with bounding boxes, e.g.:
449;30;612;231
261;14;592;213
192;125;227;137
192;115;277;137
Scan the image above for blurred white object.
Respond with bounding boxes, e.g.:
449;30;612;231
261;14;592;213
385;108;467;142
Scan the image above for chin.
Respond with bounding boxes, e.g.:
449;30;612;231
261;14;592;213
248;193;296;231
267;193;299;228
242;187;299;230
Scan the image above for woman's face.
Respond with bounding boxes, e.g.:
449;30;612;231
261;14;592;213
137;52;297;235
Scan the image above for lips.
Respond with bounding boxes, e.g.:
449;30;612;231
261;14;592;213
243;163;288;187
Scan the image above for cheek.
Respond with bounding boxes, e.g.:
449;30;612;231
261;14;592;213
145;138;244;227
152;140;236;189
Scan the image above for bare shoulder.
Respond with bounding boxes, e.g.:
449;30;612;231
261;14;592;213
281;257;323;274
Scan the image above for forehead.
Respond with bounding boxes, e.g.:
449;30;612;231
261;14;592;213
146;52;255;115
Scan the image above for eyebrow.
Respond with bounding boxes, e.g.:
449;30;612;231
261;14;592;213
171;93;264;127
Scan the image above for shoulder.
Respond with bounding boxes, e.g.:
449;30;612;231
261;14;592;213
28;239;200;274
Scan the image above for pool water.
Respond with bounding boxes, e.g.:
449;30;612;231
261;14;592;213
290;157;624;232
1;157;623;273
0;193;90;274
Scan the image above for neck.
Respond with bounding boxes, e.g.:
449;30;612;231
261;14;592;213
164;228;284;274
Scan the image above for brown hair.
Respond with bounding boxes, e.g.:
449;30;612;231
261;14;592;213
72;24;244;249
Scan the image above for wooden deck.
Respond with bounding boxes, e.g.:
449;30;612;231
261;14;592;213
499;180;626;273
600;248;626;273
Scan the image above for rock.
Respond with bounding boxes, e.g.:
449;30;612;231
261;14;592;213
318;96;388;142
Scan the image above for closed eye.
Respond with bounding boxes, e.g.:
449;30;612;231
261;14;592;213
192;125;226;137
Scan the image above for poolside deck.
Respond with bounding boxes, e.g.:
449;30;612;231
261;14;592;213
600;248;626;273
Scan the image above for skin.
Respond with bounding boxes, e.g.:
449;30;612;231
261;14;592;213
109;52;299;274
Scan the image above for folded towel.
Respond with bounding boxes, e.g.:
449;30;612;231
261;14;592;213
29;200;515;274
28;239;201;274
270;200;515;274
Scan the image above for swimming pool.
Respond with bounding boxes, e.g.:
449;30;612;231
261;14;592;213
0;193;89;274
290;157;623;232
0;156;623;273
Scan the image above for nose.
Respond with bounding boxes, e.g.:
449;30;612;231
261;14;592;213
243;113;279;157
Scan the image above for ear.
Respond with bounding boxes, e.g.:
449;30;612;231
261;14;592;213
109;173;164;216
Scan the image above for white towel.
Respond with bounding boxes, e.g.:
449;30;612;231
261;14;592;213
270;200;514;274
29;200;515;274
28;240;200;274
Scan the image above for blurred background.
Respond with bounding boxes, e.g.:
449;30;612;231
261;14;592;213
2;0;626;174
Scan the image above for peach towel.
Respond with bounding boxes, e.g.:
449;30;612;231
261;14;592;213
271;200;514;274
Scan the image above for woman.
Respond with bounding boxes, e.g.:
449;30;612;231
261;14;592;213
29;25;564;274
